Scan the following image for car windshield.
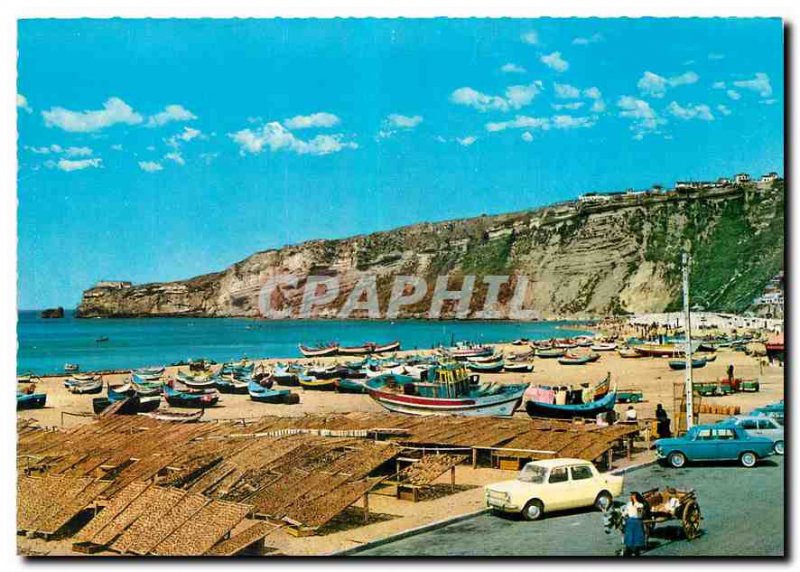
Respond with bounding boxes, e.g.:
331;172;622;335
518;465;547;483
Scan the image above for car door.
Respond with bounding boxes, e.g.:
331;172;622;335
757;418;782;441
713;427;740;460
545;466;572;510
738;417;759;437
568;464;597;508
688;427;715;460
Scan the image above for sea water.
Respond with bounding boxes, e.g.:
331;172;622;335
17;310;591;375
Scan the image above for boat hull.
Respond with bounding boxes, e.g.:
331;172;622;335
525;391;617;420
366;387;525;417
17;393;47;410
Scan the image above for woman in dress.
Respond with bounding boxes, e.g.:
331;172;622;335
623;491;647;556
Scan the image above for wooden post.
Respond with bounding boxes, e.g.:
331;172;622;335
607;448;613;470
626;437;632;460
472;448;477;469
363;492;370;523
450;465;456;491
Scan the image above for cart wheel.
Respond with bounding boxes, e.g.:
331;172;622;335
682;500;701;540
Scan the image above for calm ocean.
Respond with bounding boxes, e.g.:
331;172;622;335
17;310;591;375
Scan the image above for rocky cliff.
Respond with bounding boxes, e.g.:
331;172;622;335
76;181;784;320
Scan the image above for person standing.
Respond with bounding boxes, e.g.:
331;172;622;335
655;403;671;438
622;492;647;556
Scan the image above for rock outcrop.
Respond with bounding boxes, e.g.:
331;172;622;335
40;307;64;319
76;182;784;320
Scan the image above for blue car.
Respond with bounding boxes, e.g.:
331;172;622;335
655;422;775;468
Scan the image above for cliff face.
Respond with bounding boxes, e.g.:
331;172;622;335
76;182;784;319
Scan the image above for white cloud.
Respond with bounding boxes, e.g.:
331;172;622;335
166;126;203;148
521;131;534;142
164;152;185;165
283;112;340;130
43;97;143;132
637;71;699;98
552;102;585;111
485;115;550;133
666;101;715;121
572;33;603;45
583;86;602;99
26;144;62;154
501;63;526;74
139;161;163;173
717;104;732;116
230;121;357;156
708;53;725;60
456;136;477;147
554;83;581;99
450;83;541;112
617;96;665;139
146;104;197;128
386;114;423;128
540;52;569;72
111;144;124;151
590;99;607;113
761;98;777;105
712;81;726;89
521;31;539;45
551;115;595;129
64;146;93;157
17;94;32;113
57;158;101;172
727;90;741;101
733;73;773;97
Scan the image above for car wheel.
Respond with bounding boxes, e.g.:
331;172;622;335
595;491;613;512
522;499;544;521
668;451;687;468
773;440;784;455
740;451;757;468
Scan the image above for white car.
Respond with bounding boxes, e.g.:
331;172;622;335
727;415;785;455
484;458;624;521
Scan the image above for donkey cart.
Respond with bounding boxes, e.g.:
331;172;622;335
642;487;702;540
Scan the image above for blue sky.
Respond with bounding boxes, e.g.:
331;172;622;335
17;18;783;309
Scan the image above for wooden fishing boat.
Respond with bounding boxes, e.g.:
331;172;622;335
298;343;339;358
507;348;535;362
365;365;527;417
668;358;707;370
558;355;592;365
511;338;530;346
131;380;163;396
590;342;617;351
163;384;219;407
67;378;103;394
17;392;46;410
374;340;401;353
17;372;40;384
64;363;80;373
697;353;717;362
215;376;250;394
503;363;534;373
616;389;644;403
445;343;494;360
536;348;565;359
298;376;337;391
107;383;135;402
96;336;110;343
221;361;255;376
133;366;165;376
617;347;642;358
176;370;218;389
131;371;162;383
338;343;375;356
526;390;617;420
335;378;368;394
468;360;505;373
140;409;204;422
248;380;293;403
307;365;349;379
467;353;504;364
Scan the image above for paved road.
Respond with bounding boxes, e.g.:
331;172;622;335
358;457;784;557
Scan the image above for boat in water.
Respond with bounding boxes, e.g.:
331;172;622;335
338;343;374;356
365;364;527;417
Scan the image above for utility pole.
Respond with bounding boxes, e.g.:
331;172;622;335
682;252;694;429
